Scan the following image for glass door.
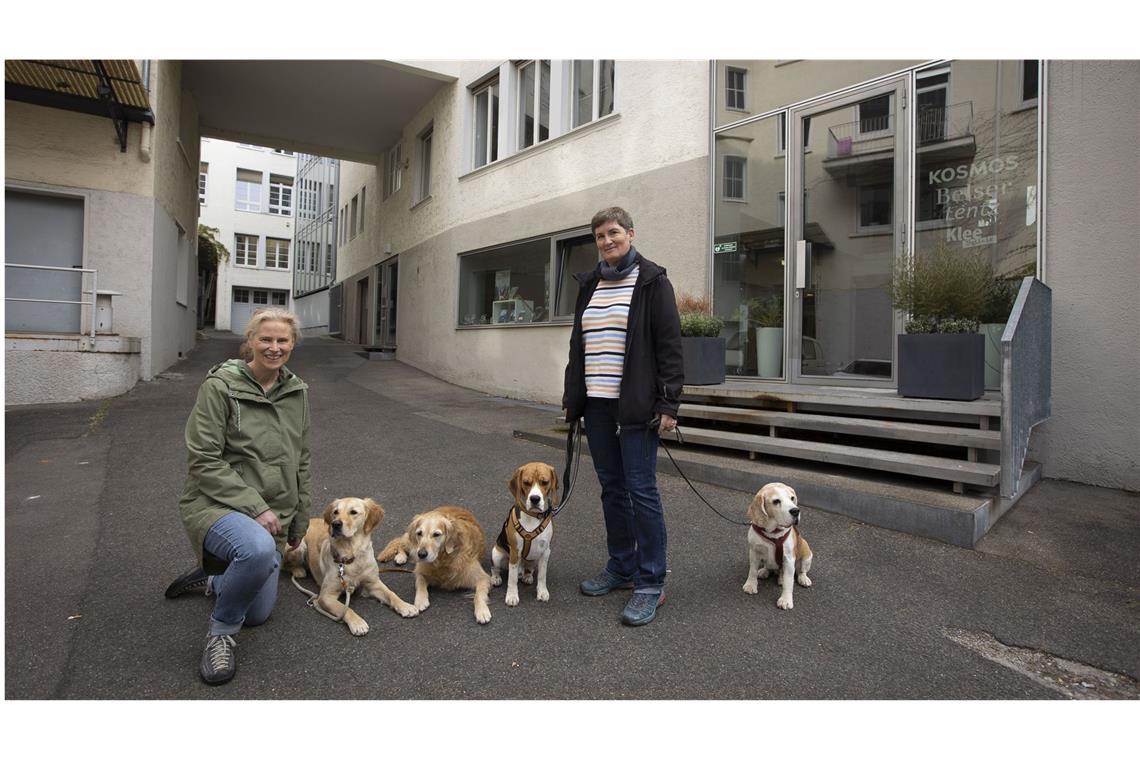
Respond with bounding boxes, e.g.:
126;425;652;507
788;78;907;385
375;258;398;349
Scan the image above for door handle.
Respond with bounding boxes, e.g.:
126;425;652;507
795;240;811;289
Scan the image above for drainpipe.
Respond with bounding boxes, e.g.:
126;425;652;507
139;59;153;162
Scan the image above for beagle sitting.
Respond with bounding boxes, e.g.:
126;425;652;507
742;482;813;610
490;462;559;606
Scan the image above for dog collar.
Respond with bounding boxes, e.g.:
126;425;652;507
332;552;356;566
509;506;552;562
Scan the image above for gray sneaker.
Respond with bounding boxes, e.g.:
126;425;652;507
199;634;237;685
621;592;666;626
579;569;635;596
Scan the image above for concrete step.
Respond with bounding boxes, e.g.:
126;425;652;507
665;424;1001;487
678;403;1002;450
513;423;1034;548
683;382;1001;419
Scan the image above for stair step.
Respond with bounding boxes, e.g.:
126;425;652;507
679;403;1001;450
664;425;1001;487
683;384;1001;418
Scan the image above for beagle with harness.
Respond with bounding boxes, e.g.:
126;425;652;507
491;462;559;607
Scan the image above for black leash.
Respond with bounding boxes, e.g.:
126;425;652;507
657;424;751;527
550;418;583;518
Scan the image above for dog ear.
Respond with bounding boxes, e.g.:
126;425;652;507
406;514;423;538
509;467;524;507
362;499;385;535
322;500;338;525
747;490;768;523
442;518;458;554
549;465;559;496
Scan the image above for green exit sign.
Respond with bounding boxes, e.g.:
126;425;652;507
714;242;737;253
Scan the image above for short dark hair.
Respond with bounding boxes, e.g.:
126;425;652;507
591;207;634;233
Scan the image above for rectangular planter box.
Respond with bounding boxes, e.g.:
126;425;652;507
898;333;984;400
681;336;726;385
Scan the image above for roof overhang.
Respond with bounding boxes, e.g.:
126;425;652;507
181;60;457;164
5;59;155;151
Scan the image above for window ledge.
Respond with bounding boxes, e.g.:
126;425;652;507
411;195;433;212
457;321;573;330
460;111;622;181
850;229;892;238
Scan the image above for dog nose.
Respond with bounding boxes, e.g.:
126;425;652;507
418;549;428;559
789;507;800;518
331;520;343;530
529;494;542;505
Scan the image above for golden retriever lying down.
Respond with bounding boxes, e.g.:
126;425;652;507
283;497;418;636
377;506;492;624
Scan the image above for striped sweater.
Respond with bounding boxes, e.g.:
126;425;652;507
582;265;639;399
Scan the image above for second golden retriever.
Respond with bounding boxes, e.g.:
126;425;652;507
377;506;492;624
283;497;418;635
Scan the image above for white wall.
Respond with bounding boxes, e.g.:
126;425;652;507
1034;61;1140;491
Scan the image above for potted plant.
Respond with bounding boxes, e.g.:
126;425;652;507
887;246;992;400
677;291;725;385
978;276;1018;390
748;292;784;378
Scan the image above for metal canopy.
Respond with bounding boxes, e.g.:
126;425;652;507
5;59;155;152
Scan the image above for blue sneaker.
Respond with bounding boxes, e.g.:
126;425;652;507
621;592;666;626
579;569;635;597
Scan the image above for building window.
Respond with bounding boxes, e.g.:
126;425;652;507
199;162;208;205
253;290;268;305
418;124;433;202
725;67;747;111
516;60;551;150
777;113;811;154
857;184;892;230
272;291;287;306
723;156;746;201
458;229;594;326
265;237;290;269
858;94;892;134
1020;60;1039;105
385;143;402;197
916;68;951;145
234;233;258;267
571;60;615;128
359;186;366;235
268;174;293;215
472;77;500;169
234;288;250;303
235;169;263;212
349;195;358;240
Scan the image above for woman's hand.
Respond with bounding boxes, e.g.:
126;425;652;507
658;414;678;435
255;509;281;536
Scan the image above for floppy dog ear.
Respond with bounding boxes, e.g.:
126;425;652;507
406;514;424;538
747;491;768;523
442;518;458;554
322;500;339;525
509;467;524;507
362;499;385;535
549;466;559;496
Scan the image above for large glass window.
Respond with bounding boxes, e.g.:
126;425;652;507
458;230;595;326
572;60;615;128
517;60;551;150
268;174;293;215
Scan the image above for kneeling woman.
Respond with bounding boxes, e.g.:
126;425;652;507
165;308;311;685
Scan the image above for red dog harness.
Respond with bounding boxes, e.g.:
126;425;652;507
752;524;792;568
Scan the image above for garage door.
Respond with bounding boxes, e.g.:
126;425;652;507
230;287;289;334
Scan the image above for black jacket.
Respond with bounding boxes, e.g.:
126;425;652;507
562;251;684;426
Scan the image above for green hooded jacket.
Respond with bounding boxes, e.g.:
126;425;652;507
178;358;311;564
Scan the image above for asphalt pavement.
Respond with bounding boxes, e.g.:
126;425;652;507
5;330;1138;700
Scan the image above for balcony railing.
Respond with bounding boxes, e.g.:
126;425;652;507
825;101;976;160
5;263;98;338
917;101;974;147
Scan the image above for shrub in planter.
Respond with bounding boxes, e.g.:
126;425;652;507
979;276;1019;389
677;291;725;385
888;247;992;400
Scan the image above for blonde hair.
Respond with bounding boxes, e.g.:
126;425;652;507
240;307;301;360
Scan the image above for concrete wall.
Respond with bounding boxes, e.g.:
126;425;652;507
1035;61;1140;491
294;289;330;334
5;337;141;404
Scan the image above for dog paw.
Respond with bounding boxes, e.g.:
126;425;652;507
348;619;370;636
537;587;550;602
415;597;430;612
395;602;418;618
776;596;793;610
491;574;502;587
394;551;408;566
505;591;519;607
290;568;307;579
757;568;771;579
475;607;492;624
797;573;812;588
742;581;758;595
521;572;535;585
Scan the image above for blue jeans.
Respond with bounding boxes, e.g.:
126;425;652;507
203;511;281;636
583;397;667;593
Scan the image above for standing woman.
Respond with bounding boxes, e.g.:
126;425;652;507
563;207;684;627
164;308;311;685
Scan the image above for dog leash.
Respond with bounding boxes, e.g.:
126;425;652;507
550;418;584;518
656;422;750;527
291;573;352;622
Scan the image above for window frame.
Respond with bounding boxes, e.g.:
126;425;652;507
199;162;208;206
264;237;290;270
471;76;500;169
857;94;893;137
516;59;551;151
722;155;747;202
234;233;258;268
385;143;403;198
235;169;263;213
1019;59;1040;108
571;59;615;129
725;66;747;111
417;124;434;203
267;174;293;216
855;182;893;232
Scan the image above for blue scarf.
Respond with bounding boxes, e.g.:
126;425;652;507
598;246;640;281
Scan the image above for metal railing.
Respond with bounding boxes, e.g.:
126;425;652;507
1000;276;1052;498
916;101;974;147
827;114;895;158
4;263;98;338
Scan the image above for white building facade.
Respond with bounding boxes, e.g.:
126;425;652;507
198;139;296;332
